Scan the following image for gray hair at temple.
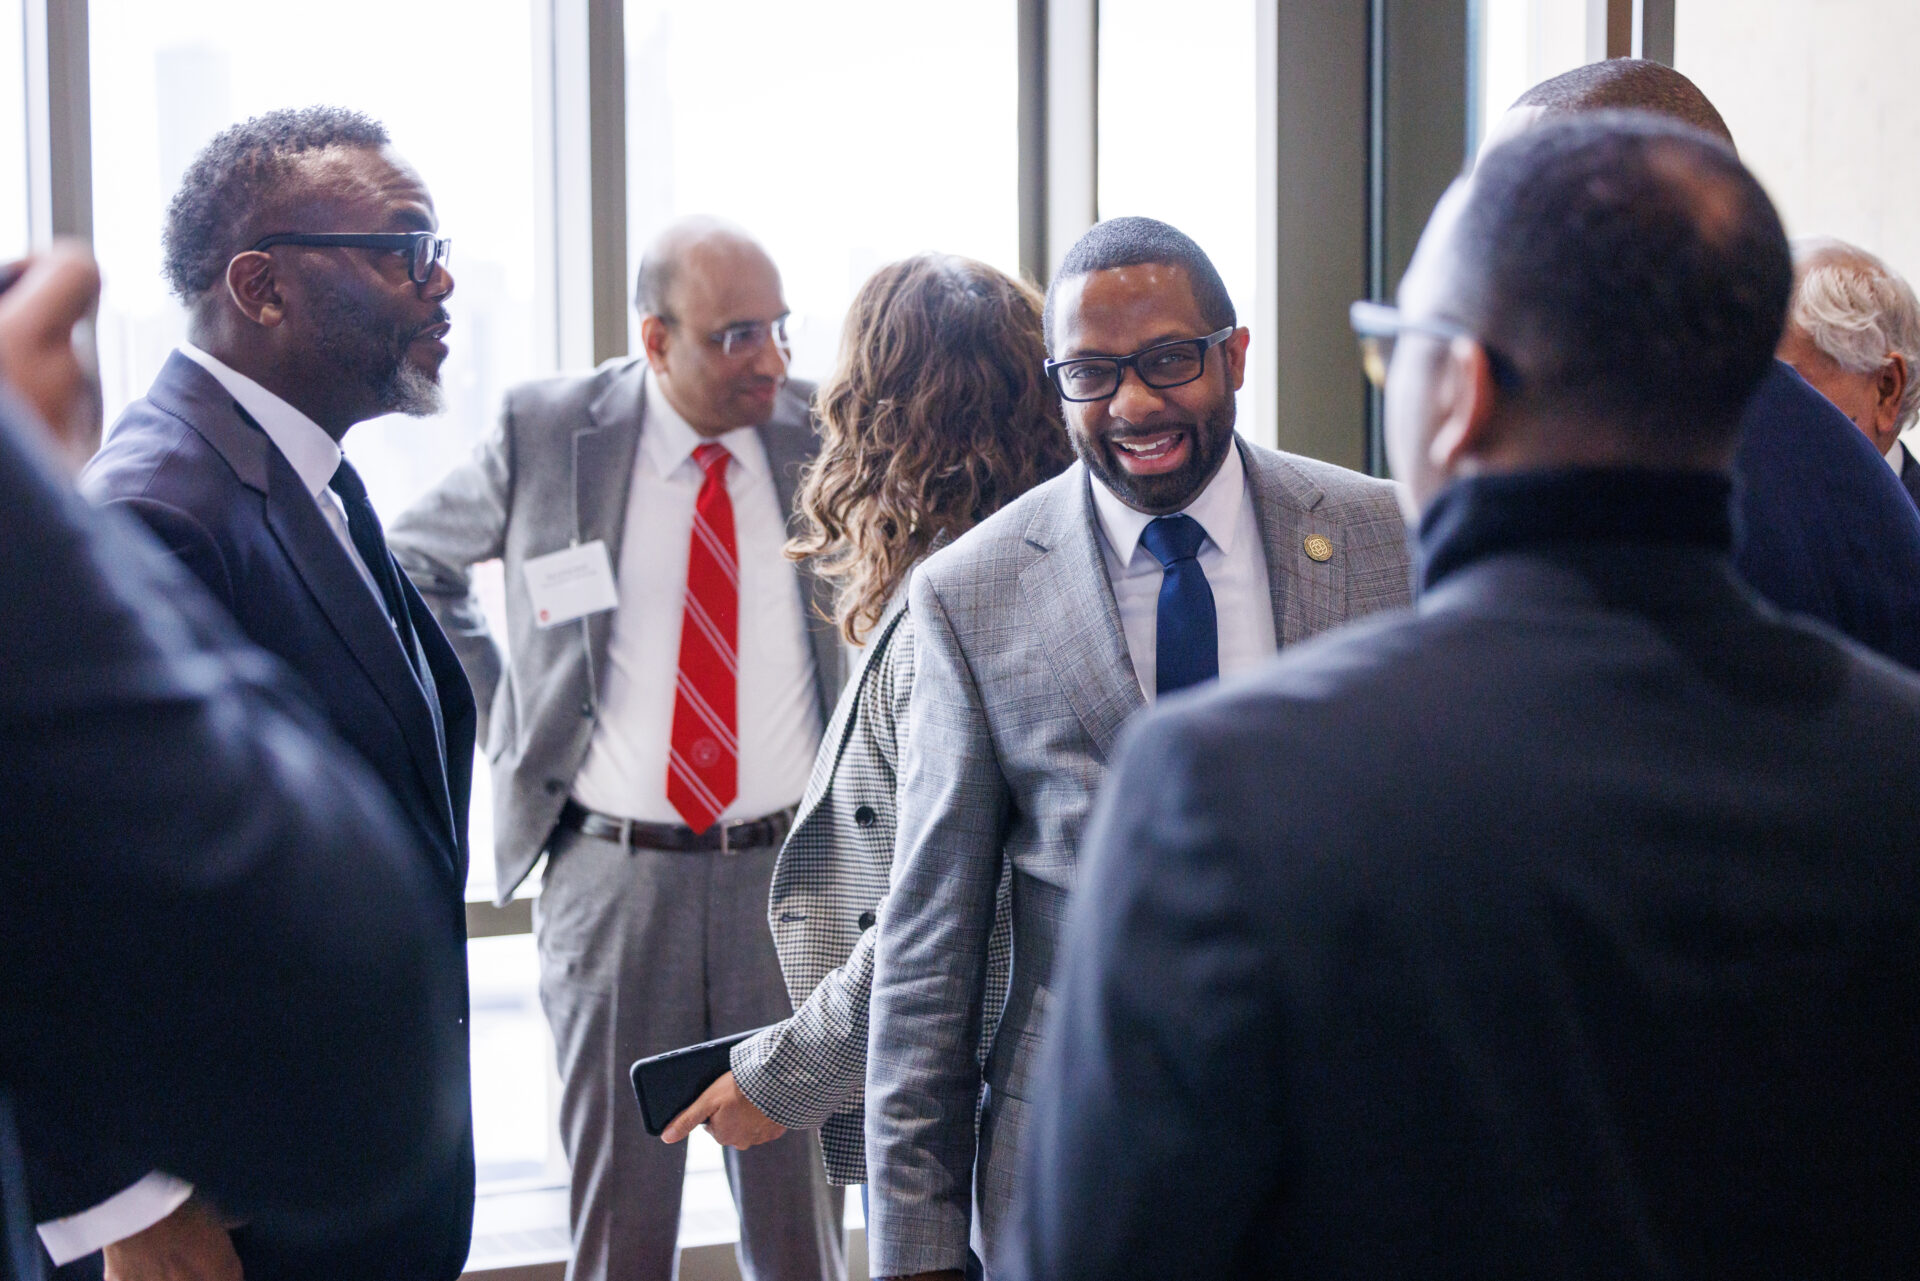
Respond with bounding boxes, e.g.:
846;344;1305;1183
1790;237;1920;431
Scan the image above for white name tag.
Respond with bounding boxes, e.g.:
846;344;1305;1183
525;540;619;629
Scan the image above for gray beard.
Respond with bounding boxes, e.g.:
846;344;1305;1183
379;357;445;417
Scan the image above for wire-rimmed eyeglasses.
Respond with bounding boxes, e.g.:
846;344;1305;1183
665;314;793;359
1043;327;1236;402
249;231;453;286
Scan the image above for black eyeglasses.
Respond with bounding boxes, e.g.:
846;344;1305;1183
1348;300;1518;391
1043;327;1236;402
248;231;453;286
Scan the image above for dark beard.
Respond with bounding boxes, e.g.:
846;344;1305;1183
1072;394;1237;514
309;291;446;418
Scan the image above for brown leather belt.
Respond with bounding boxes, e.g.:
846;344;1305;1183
556;798;795;854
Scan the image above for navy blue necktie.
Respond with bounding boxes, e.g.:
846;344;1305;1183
1139;513;1218;696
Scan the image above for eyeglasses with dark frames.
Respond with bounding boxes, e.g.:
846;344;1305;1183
1348;300;1519;391
1043;326;1236;402
664;313;792;359
248;231;453;286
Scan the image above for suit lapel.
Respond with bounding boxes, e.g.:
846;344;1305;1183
1020;466;1145;762
792;600;905;832
260;448;457;833
574;361;648;674
1241;439;1347;646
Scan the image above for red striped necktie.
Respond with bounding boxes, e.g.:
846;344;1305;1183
667;442;740;832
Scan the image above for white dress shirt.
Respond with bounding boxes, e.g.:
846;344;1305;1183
570;374;821;823
1089;439;1277;701
1886;438;1907;476
37;346;393;1262
177;344;386;607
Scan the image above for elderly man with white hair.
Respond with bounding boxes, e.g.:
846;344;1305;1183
1779;237;1920;508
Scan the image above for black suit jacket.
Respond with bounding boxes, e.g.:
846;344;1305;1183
59;353;479;1281
0;390;466;1281
1015;474;1920;1280
1732;360;1920;668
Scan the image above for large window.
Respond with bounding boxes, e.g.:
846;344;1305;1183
86;0;554;1202
86;0;547;519
2;0;26;256
1097;0;1261;440
623;0;1020;381
1677;1;1920;293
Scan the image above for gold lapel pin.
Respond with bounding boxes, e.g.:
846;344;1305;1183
1304;534;1333;563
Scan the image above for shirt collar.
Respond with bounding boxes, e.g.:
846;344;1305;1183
177;343;341;499
1886;438;1906;477
1090;434;1249;565
639;367;762;480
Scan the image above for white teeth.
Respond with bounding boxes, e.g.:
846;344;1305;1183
1115;433;1178;456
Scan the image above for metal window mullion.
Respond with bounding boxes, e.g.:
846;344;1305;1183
23;0;90;247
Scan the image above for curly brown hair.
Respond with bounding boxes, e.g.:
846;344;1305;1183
790;254;1074;644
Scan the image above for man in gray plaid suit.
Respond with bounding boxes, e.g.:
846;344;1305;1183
862;218;1416;1280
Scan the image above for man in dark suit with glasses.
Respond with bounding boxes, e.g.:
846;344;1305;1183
50;106;477;1281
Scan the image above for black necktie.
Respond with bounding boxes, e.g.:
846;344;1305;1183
1139;513;1219;696
329;458;415;643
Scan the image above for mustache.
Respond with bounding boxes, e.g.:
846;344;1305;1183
406;308;452;341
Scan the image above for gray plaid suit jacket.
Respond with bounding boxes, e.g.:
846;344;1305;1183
864;439;1413;1277
387;357;843;900
731;599;1011;1185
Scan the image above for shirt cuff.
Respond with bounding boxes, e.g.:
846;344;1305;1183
36;1172;194;1264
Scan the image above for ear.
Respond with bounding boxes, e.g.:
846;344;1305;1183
1224;326;1250;391
1873;353;1908;437
224;251;286;328
639;314;671;370
1426;337;1502;475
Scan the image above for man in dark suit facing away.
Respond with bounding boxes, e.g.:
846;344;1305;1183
52;107;477;1281
1493;59;1920;670
1013;115;1920;1279
0;247;466;1281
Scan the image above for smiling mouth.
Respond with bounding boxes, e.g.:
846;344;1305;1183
1111;430;1186;462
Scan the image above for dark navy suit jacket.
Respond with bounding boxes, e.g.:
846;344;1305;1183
1015;473;1920;1280
56;353;478;1281
0;389;467;1281
1732;360;1920;668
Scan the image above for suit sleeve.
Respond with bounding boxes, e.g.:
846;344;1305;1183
733;618;917;1130
866;578;1010;1276
0;401;468;1248
1007;707;1287;1281
387;395;515;737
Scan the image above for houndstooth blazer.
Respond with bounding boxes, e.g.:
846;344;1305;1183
863;440;1416;1277
731;590;1011;1185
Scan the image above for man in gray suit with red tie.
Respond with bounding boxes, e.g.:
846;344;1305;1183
862;218;1414;1280
389;217;845;1281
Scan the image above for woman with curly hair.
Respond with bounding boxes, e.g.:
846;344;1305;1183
660;253;1071;1211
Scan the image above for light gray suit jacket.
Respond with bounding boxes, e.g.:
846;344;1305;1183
732;599;1011;1187
388;357;843;900
863;439;1413;1276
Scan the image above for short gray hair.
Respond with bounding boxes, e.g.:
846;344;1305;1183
1790;237;1920;430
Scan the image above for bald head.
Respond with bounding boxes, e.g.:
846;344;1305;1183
634;216;774;319
1512;59;1735;150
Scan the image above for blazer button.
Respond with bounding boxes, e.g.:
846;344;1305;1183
544;779;564;795
854;804;877;828
858;910;877;930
